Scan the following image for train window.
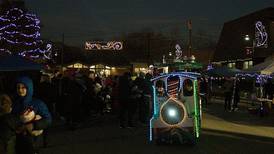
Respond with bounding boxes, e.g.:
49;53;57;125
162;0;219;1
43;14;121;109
183;79;193;96
155;80;165;97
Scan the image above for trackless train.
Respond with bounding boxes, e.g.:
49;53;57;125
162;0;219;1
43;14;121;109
149;72;202;145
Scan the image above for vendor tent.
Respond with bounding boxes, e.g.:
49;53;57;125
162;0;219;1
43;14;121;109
261;62;274;75
0;55;42;71
205;67;242;77
244;57;274;75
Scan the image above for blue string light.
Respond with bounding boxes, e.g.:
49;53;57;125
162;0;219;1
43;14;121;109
0;7;52;60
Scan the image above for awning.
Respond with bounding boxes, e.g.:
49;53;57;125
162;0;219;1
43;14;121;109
0;55;43;71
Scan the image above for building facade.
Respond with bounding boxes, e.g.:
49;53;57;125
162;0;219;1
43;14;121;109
213;7;274;69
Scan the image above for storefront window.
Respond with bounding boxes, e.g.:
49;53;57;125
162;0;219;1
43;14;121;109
89;64;111;76
227;63;235;68
243;61;253;69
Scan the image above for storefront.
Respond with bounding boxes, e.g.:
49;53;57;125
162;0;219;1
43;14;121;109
66;62;130;76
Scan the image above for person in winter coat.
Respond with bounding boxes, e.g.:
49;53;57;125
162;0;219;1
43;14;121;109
118;72;132;128
12;76;52;154
223;79;233;111
141;73;153;124
0;94;21;154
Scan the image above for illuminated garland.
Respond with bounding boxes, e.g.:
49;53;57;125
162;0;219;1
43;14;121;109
174;44;182;61
0;8;51;60
85;41;123;50
255;21;268;48
193;80;200;138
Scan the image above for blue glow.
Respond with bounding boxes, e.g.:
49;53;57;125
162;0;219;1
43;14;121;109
152;72;200;82
149;86;157;141
152;86;158;116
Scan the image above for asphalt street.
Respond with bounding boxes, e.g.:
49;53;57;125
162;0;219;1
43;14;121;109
40;99;274;154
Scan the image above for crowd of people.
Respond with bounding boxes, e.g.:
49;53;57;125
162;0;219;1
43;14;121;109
44;70;154;129
0;69;273;154
0;70;154;154
222;77;274;113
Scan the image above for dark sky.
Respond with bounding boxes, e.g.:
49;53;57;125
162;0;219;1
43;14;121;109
24;0;274;47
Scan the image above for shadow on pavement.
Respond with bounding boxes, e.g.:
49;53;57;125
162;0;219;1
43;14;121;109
198;128;274;154
204;98;274;127
40;126;274;154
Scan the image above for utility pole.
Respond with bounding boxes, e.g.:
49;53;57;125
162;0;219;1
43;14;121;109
187;19;192;57
61;33;64;74
147;33;151;65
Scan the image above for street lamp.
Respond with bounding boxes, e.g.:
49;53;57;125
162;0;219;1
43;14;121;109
244;34;255;55
244;35;250;41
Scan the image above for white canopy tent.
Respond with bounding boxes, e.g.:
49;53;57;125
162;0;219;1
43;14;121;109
244;56;274;75
261;62;274;75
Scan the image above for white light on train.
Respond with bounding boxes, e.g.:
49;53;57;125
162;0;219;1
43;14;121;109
168;108;177;117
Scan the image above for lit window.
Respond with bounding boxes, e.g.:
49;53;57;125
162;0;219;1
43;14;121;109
243;61;253;69
243;61;248;69
228;63;235;68
248;61;253;67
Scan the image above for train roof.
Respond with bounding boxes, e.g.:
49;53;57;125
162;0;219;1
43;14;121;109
151;72;201;82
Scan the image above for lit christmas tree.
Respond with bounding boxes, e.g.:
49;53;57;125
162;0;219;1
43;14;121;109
0;6;52;61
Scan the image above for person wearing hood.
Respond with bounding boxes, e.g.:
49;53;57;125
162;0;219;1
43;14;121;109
11;76;52;154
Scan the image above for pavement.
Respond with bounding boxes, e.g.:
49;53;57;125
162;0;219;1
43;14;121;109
39;98;274;154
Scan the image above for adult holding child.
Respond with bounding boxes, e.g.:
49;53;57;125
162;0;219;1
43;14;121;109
12;76;52;154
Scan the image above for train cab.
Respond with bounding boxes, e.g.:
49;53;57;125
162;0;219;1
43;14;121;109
149;72;202;145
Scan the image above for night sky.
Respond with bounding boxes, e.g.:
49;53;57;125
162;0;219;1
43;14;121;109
23;0;274;47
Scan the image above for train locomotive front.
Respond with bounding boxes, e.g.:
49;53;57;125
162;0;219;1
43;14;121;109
149;72;202;145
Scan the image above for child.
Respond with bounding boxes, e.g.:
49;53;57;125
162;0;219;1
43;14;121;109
0;94;21;154
12;76;52;154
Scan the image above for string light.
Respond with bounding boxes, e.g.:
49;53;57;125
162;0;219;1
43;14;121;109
255;21;268;48
0;7;52;60
85;41;123;50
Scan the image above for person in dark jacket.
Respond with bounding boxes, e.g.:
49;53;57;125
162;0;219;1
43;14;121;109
223;79;233;111
138;73;153;124
199;77;208;107
232;80;240;111
12;76;52;154
0;94;21;154
118;72;132;128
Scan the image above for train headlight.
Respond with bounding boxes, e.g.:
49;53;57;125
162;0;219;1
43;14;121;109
168;108;177;117
160;99;186;126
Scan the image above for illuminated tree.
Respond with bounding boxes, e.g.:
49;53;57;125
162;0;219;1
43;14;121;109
0;6;51;61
